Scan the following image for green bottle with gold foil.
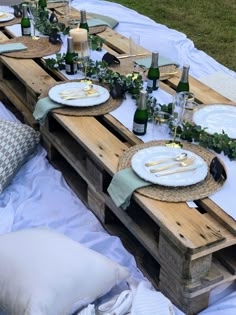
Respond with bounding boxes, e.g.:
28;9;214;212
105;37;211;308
147;51;160;93
21;4;31;36
79;10;89;32
132;90;148;136
176;64;190;92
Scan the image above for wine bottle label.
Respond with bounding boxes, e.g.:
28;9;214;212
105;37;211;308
65;63;78;74
147;79;159;89
132;122;146;133
22;27;31;36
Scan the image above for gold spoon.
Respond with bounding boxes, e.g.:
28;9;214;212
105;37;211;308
145;152;187;167
150;157;195;173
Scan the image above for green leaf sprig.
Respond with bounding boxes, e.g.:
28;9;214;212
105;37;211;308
44;56;236;160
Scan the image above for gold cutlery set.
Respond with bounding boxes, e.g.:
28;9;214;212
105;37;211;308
144;153;201;177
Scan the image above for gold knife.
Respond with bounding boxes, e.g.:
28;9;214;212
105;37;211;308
117;53;149;59
155;164;202;177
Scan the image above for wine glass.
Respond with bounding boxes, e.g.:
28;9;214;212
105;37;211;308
28;1;40;40
73;40;90;79
171;92;187;143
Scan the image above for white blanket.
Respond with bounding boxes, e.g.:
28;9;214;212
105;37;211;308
1;1;236;314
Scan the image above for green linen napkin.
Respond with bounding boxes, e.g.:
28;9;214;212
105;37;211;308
107;167;150;210
87;13;119;29
0;43;27;54
135;55;179;68
87;18;116;29
33;97;62;125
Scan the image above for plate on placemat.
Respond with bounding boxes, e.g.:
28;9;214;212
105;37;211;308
1;37;61;59
48;82;110;107
118;140;226;202
192;104;236;139
0;12;14;22
131;146;208;187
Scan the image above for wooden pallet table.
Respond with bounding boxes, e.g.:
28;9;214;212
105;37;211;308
0;9;235;314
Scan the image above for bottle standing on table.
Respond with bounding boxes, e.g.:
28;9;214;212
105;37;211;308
79;10;89;32
38;0;47;10
147;51;160;93
176;64;190;92
65;36;78;75
21;4;31;37
132;90;149;136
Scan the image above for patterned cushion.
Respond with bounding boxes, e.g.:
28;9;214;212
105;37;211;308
0;120;40;193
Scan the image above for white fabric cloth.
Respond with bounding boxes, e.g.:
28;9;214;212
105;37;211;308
1;1;236;314
78;281;174;315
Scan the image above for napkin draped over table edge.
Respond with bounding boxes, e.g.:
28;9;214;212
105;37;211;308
107;168;150;210
33;97;62;125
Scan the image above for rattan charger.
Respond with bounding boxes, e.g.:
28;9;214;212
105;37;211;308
118;140;226;202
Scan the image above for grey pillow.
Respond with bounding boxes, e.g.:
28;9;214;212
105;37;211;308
0;119;40;192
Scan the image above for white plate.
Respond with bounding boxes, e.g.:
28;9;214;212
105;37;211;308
192;104;236;139
131;146;208;187
48;82;110;107
0;12;14;22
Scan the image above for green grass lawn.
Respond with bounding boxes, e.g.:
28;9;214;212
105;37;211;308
109;0;236;71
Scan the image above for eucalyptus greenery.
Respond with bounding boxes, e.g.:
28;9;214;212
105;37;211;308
44;57;236;160
34;7;70;36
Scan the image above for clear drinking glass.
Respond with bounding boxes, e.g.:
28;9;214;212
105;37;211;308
179;91;199;121
73;40;90;79
171;92;187;143
152;111;171;140
28;0;39;39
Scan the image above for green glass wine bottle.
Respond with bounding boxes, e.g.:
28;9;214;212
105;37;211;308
38;0;47;10
132;90;148;136
79;10;89;32
147;51;160;93
21;4;31;37
65;37;78;75
176;64;190;92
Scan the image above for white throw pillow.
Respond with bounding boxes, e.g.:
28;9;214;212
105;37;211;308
0;228;129;315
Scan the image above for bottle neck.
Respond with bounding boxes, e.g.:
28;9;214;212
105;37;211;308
80;10;87;24
180;65;190;83
138;90;148;110
22;5;28;18
67;37;74;54
150;52;159;68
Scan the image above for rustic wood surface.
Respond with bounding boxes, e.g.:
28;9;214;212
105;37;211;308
0;6;235;314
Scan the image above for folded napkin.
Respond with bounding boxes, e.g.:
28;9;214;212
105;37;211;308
135;55;178;68
107;168;150;210
0;43;27;54
33;97;62;125
88;13;119;29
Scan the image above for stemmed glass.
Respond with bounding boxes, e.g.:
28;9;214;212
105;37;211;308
171;92;187;144
73;40;91;79
28;0;40;40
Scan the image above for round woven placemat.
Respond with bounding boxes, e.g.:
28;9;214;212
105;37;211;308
118;140;226;202
1;36;61;58
40;80;123;116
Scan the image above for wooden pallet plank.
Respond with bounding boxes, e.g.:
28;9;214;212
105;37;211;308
50;114;226;254
0;56;56;99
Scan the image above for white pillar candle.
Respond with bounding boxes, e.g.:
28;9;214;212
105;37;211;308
69;27;88;56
